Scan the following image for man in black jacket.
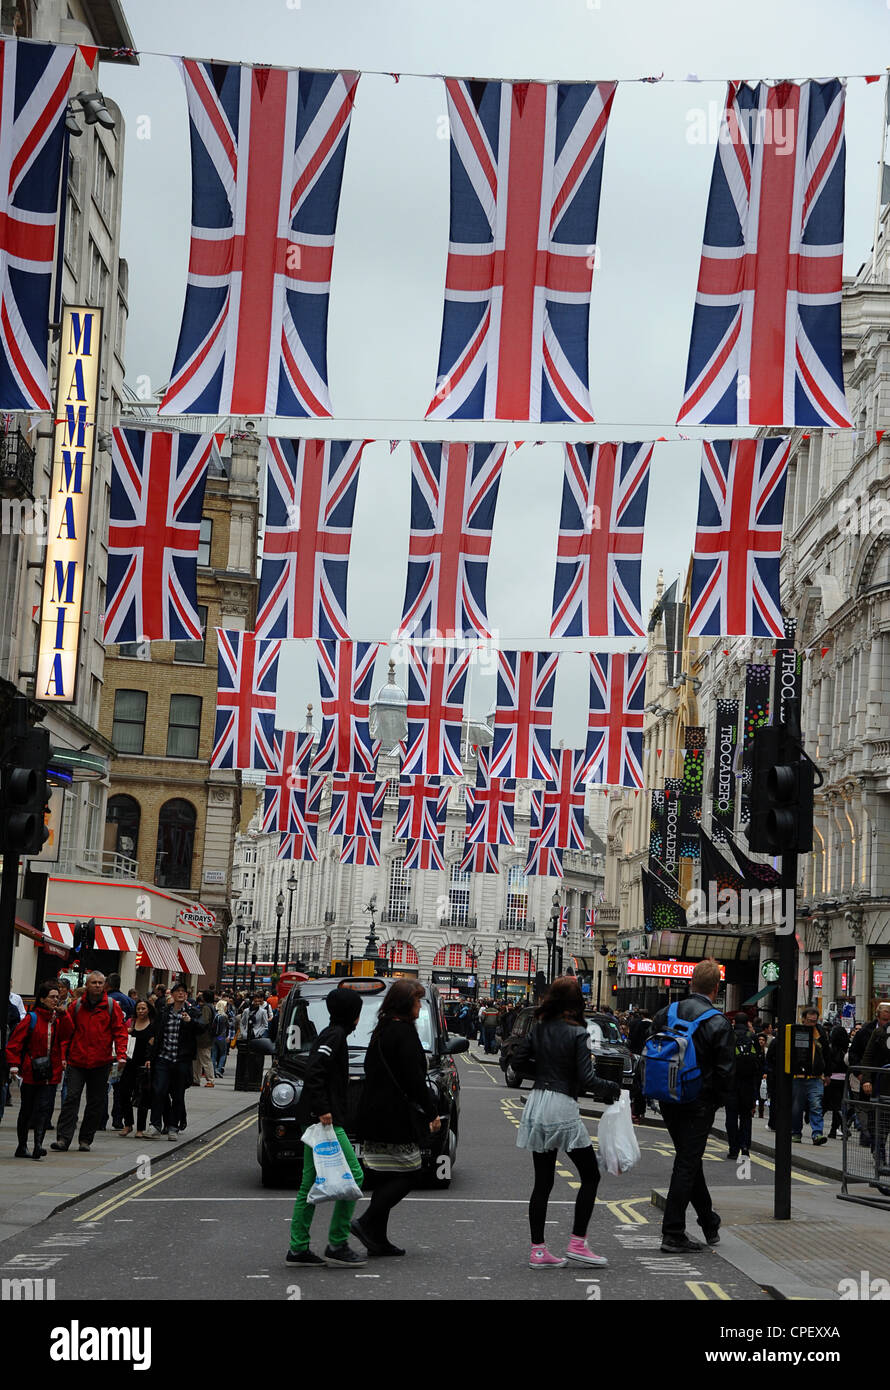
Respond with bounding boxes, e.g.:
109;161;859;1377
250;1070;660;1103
649;959;735;1253
287;987;366;1269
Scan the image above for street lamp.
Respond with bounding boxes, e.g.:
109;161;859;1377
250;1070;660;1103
548;892;561;984
285;874;298;971
596;942;609;1010
273;891;284;977
344;930;352;976
467;938;478;1001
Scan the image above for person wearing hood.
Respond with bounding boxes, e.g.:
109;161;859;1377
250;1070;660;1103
287;987;366;1270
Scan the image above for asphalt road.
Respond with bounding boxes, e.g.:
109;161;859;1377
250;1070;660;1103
0;1052;779;1303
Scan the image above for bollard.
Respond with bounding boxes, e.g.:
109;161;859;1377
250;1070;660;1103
233;1038;265;1091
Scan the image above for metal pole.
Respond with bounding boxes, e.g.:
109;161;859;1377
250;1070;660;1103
596;969;602;1010
0;847;21;1067
870;73;888;281
774;848;798;1221
273;901;282;977
285;890;294;972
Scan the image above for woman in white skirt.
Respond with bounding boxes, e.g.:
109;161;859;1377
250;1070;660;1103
514;976;621;1269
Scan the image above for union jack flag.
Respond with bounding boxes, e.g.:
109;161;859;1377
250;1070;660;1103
584;653;646;788
255;437;368;639
525;788;563;878
490;650;558;780
398;441;505;641
539;748;586;852
263;729;322;836
395;776;449;871
426;79;616;422
277;728;322;861
401;644;472;778
584;908;595;938
678;80;850;428
558;906;569;938
460;841;500;874
341;778;386;867
550;442;652;637
466;750;515;847
329;772;379;839
405;837;446;872
311;640;381;774
0;39;75;410
105;428;214;643
689;438;791;637
159;61;358;418
211;630;280;770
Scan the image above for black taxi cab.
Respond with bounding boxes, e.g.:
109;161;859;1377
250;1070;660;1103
256;976;469;1188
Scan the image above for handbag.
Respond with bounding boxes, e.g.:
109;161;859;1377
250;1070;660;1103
376;1034;434;1143
29;1015;54;1085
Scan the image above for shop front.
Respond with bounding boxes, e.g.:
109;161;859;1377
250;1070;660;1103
616;929;759;1013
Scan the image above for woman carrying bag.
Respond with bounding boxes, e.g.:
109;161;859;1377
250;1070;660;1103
352;980;440;1258
119;999;156;1138
6;981;73;1160
512;975;620;1269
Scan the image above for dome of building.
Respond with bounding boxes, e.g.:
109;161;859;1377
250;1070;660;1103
370;660;408;753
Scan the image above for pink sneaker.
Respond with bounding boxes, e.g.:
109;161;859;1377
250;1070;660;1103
566;1237;609;1267
529;1245;567;1269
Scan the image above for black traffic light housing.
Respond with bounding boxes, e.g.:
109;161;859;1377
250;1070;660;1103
73;919;96;955
1;726;51;856
746;709;816;855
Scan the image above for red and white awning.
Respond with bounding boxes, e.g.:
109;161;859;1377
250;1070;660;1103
137;934;167;969
44;921;75;947
177;942;203;976
152;936;183;973
93;924;137;952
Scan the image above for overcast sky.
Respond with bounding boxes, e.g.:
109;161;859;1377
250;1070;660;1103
102;0;890;742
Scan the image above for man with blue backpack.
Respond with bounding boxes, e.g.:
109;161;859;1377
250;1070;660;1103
640;959;735;1254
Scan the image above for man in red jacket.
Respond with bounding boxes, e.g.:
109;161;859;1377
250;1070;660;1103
51;971;129;1153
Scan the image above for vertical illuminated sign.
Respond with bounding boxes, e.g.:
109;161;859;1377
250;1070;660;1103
36;307;102;703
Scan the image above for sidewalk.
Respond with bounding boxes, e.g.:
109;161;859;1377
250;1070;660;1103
0;1070;258;1247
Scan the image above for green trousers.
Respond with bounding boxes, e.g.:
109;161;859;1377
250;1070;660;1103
289;1126;364;1252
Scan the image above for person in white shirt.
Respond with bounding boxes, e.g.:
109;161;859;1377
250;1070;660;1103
240;994;272;1040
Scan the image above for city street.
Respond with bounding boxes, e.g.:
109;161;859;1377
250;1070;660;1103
0;1055;801;1303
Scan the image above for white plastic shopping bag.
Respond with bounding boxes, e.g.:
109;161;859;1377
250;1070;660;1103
597;1090;641;1176
301;1122;362;1205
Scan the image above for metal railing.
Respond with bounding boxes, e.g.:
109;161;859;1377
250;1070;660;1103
839;1069;890;1210
323;910;336;924
437;914;477;930
499;916;536;932
0;428;35;498
381;908;418;925
55;848;140;881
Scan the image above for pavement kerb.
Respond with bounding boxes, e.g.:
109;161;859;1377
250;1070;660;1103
0;1095;257;1247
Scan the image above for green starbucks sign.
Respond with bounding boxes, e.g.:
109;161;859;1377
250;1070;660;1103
761;960;780;983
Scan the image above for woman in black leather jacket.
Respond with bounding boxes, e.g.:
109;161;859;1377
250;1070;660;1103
513;976;621;1270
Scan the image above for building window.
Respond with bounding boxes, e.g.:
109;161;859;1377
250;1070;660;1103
87;237;109;307
92;144;115;222
155;798;197;889
387;855;411;922
112;689;147;754
505;864;528;927
197;517;212;567
173;605;208;664
166;694;202;759
105;794;140;863
64;196;80;269
448;862;470;926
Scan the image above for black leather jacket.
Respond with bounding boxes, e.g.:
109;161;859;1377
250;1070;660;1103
511;1019;615;1101
650;994;736;1107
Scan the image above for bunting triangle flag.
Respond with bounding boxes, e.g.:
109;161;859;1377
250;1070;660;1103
724;833;782;889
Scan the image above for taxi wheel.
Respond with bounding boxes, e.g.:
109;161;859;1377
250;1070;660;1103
431;1115;457;1189
504;1063;523;1089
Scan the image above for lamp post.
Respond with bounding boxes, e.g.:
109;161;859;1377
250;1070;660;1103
232;915;244;994
344;931;352;976
248;929;257;994
467;939;478;1001
548;892;561;984
273;890;284;978
285;874;297;971
596;942;609;1010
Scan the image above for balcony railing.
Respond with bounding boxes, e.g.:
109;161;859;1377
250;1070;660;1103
381;908;418;925
596;905;620;923
0;428;35;499
323;910;336;924
437;914;477;930
499;916;536;932
55;849;140;881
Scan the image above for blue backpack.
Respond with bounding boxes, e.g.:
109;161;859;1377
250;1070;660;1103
640;1003;720;1104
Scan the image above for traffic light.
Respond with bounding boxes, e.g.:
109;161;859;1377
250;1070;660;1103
747;722;815;854
0;726;51;856
72;919;96;956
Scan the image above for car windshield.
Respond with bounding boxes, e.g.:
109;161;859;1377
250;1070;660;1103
587;1018;622;1046
281;995;435;1059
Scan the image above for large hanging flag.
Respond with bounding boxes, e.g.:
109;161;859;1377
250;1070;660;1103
584;652;646;787
773;615;802;726
550;442;652;637
105;428;213;644
466;750;515;847
401;644;472;778
426;79;615;422
641;865;687;933
460;840;500;874
688;438;791;637
395;776;449;861
397;441;506;641
679;747;704;860
558;906;569;938
711;698;739;844
740;662;771;825
725;831;782;890
648;787;672;885
663;777;682;880
539;747;586;852
699;826;748;897
275;729;321;861
262;729;319;834
330;773;386;866
159;62;358;418
679;80;850;428
341;777;386;867
255;437;367;639
311;639;381;774
489;650;558;781
584;908;595;939
0;38;76;410
525;787;564;878
211;630;280;769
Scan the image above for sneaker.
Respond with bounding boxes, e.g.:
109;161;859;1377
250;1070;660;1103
50;1140;69;1152
565;1238;608;1267
148;1124;164;1138
167;1129;178;1141
660;1235;705;1253
529;1246;567;1268
813;1135;828;1146
286;1248;325;1267
78;1143;91;1152
323;1243;367;1268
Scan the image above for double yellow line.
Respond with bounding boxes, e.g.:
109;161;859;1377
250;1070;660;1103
74;1114;256;1223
